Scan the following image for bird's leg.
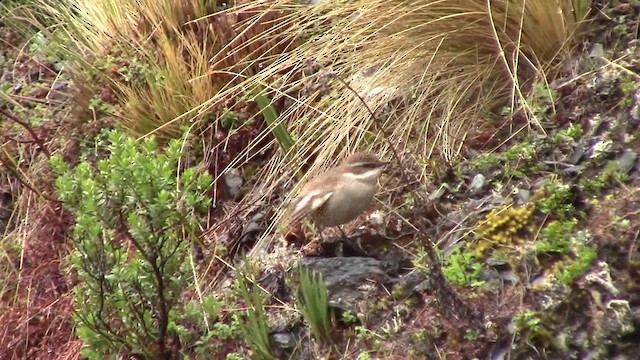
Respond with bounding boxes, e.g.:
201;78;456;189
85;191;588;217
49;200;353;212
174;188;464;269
337;226;369;257
338;226;349;241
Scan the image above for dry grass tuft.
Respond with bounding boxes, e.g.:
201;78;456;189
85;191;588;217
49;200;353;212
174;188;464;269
27;0;294;138
246;0;590;160
224;0;591;252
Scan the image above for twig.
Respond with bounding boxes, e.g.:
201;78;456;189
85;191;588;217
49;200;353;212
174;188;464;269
1;108;51;157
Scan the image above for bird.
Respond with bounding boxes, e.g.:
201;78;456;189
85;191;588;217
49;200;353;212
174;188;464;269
285;152;388;238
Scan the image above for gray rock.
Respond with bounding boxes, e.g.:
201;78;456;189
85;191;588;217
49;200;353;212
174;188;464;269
223;168;243;199
469;174;487;193
515;189;531;204
589;43;604;58
616;150;638;174
271;332;296;349
300;257;390;313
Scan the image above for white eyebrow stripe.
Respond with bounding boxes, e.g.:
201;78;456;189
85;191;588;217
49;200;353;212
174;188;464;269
342;168;382;181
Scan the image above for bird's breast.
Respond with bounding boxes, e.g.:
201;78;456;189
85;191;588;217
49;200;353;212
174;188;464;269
315;180;378;227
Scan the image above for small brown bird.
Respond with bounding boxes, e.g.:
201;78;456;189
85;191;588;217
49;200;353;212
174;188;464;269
286;152;388;234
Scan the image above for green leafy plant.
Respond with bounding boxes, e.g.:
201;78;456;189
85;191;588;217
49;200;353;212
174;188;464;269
537;180;577;218
536;221;596;285
556;230;597;285
514;309;541;333
528;81;558;118
297;266;334;344
341;310;358;325
235;273;276;360
442;248;482;286
51;130;212;359
548;123;582;144
536;219;579;254
172;294;243;357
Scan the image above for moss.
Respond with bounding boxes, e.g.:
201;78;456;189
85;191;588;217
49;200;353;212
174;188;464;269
579;161;627;195
537;220;596;285
620;74;637;107
470;152;500;171
474;202;536;257
537;180;577;219
535;219;578;253
558;244;597;284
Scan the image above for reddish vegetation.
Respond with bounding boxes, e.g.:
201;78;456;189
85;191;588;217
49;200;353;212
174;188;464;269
0;202;77;359
0;21;79;359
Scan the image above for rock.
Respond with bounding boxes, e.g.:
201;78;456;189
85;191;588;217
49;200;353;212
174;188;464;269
300;257;390;314
392;271;430;298
239;210;268;246
428;185;447;200
589;43;604;58
379;247;411;275
515;188;531;204
469;173;486;193
223;168;243;199
615;149;638;174
271;332;296;349
569;143;585;164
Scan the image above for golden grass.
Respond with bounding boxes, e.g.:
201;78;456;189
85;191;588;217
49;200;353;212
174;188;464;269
242;0;589;160
27;0;294;138
219;0;591;253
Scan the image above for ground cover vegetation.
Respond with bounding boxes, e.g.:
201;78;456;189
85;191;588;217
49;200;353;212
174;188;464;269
2;0;640;359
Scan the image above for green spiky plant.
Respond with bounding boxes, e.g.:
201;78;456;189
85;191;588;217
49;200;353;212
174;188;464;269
236;273;276;360
297;266;334;345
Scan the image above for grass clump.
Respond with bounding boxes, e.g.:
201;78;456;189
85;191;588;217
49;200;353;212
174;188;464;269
297;266;334;344
25;0;292;138
236;273;276;360
51;130;212;359
238;0;591;200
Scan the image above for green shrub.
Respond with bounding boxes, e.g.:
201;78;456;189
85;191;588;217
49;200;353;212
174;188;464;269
51;130;212;359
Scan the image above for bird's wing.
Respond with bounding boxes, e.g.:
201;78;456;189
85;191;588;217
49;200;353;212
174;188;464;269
284;176;338;226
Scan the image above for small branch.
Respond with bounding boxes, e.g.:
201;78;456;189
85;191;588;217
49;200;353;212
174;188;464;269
117;210;170;359
0;154;61;203
0;108;51;157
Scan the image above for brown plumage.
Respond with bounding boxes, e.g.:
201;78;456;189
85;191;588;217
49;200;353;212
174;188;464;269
285;152;388;229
